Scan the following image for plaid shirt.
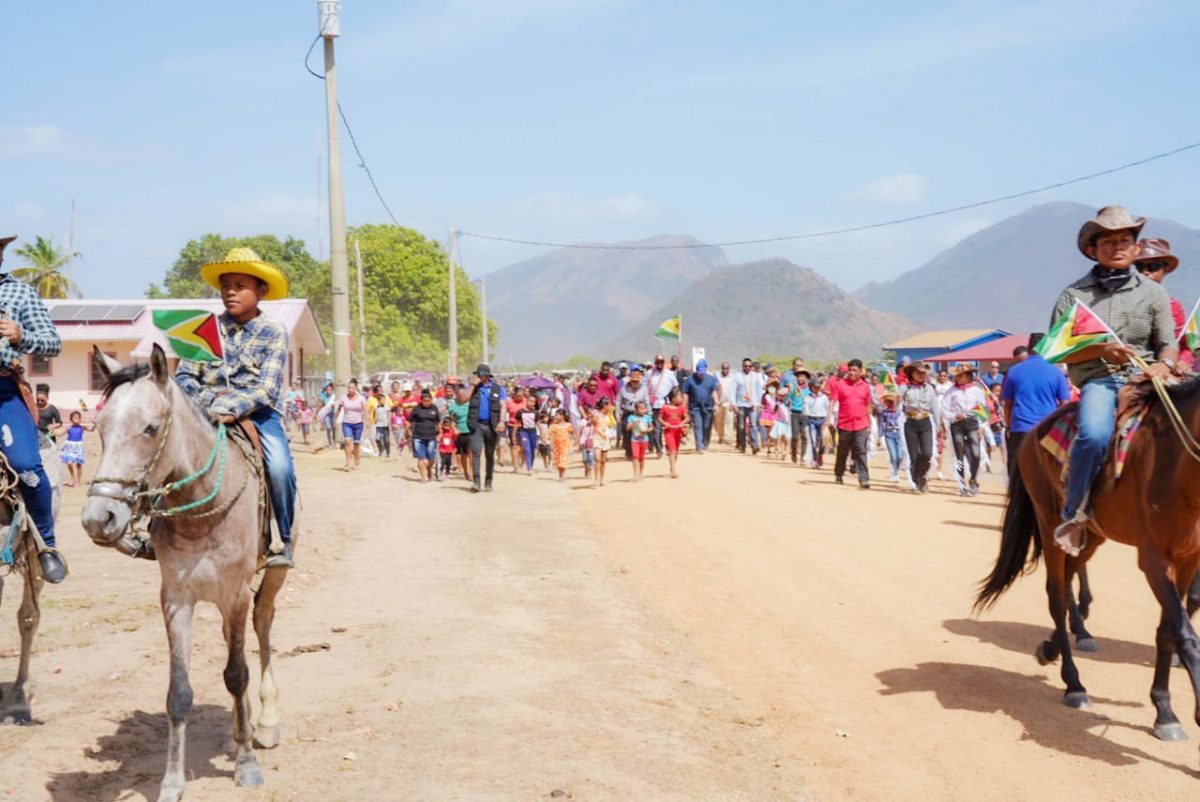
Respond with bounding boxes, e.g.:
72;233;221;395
0;275;62;368
175;311;288;419
1052;268;1175;386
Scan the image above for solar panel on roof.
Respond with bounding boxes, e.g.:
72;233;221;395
48;304;87;322
48;303;145;323
103;304;144;321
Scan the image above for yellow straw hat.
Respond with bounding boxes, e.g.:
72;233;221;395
200;247;289;300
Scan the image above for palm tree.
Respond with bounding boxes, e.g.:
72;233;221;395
10;236;81;299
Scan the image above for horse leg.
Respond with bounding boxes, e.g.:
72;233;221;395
1139;551;1200;742
1077;563;1094;620
252;567;287;749
158;593;194;802
222;594;263;787
1186;570;1200;617
1043;549;1090;707
5;566;41;724
1066;560;1097;652
1150;610;1186;741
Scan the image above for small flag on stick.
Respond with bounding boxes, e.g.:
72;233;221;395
970;403;990;424
152;309;224;363
1181;297;1200;351
1034;299;1113;363
880;370;898;394
654;315;681;341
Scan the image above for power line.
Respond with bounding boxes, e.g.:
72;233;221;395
304;35;401;228
458;140;1200;250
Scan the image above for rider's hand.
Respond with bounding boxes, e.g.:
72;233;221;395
1100;342;1134;365
1144;362;1174;381
0;319;23;344
215;414;238;425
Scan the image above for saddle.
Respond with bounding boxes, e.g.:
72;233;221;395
1039;379;1157;490
229;420;281;560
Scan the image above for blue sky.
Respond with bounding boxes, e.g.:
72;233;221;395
5;0;1200;298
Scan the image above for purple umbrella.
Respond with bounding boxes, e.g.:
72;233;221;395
518;376;557;390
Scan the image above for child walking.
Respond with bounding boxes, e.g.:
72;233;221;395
56;410;94;487
590;398;613;487
549;408;573;480
626;400;653;481
577;409;596;481
658;388;690;479
296;399;313;446
436;418;457;481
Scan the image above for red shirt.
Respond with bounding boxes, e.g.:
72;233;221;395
577;387;603;411
660;403;688;430
438;429;457;453
595;373;620;402
832;378;872;432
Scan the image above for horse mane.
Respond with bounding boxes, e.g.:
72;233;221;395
102;363;150;400
1165;374;1200;407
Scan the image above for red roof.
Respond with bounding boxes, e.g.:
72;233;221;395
927;334;1030;364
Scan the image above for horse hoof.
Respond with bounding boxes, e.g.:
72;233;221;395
1064;692;1092;709
1154;722;1188;742
2;707;32;725
1035;642;1056;666
156;782;184;802
1075;638;1099;653
253;723;282;749
235;757;264;787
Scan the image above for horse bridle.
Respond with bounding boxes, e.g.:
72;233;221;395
87;405;176;514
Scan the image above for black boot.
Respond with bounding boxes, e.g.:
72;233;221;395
265;543;294;569
37;549;68;584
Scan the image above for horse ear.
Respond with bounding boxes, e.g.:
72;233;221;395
92;345;122;382
150;343;170;388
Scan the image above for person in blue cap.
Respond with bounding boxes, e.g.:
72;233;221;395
682;359;720;453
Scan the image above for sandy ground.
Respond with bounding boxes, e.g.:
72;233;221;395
0;429;1197;801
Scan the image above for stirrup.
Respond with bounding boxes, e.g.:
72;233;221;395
1053;515;1088;558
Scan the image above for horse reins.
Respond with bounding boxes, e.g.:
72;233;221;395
1129;354;1200;463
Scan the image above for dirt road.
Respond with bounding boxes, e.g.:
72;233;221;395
0;438;1195;800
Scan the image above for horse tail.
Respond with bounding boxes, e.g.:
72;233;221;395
974;461;1042;613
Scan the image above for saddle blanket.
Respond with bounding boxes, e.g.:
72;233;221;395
1040;404;1148;484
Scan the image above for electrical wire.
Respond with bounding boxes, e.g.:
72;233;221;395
305;35;402;227
458;140;1200;250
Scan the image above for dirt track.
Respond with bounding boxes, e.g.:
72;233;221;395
0;437;1197;800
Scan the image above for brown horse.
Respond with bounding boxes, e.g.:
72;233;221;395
81;346;288;801
976;379;1200;742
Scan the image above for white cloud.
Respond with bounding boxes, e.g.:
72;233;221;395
854;173;928;206
0;124;167;164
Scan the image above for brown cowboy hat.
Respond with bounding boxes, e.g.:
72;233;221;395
0;235;16;253
952;363;977;379
901;363;928;381
1134;237;1179;273
1077;205;1146;258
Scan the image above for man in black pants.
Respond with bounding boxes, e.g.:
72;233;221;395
467;363;506;492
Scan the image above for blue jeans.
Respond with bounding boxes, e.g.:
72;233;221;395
1064;375;1123;520
519;428;538;470
807;416;826;465
883;429;903;475
249;407;295;544
689;406;712;451
0;379;55;548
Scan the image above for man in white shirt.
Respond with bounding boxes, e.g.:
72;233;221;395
732;356;764;454
715;361;736;445
644;353;678;458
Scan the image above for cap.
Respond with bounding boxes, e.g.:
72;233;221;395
629;363;644;373
617;361;628;369
475;363;492;377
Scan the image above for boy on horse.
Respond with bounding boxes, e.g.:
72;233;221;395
1052;206;1180;554
0;235;66;583
122;248;296;568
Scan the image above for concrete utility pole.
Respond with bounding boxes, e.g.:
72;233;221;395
479;277;489;365
447;228;458;376
354;238;367;377
319;0;352;392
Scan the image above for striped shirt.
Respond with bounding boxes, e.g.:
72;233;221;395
899;382;940;427
0;276;61;368
175;311;288;419
1052;269;1174;386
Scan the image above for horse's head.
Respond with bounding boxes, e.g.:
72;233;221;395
81;344;177;545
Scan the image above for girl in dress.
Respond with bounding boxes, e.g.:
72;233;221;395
759;381;779;456
549;408;573;480
657;387;691;479
590;398;613;487
56;410;93;487
769;384;791;461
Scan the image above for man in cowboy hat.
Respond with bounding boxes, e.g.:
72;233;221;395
1134;237;1192;371
467;363;506;492
1051;206;1178;554
0;235;66;582
898;361;940;492
137;247;297;567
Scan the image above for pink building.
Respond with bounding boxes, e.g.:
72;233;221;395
34;299;326;413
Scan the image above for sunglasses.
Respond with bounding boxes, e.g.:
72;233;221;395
1138;260;1169;272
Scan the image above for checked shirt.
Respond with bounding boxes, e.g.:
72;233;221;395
175;311;288;419
0;275;62;368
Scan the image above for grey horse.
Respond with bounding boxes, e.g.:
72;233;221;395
81;345;288;802
0;435;60;724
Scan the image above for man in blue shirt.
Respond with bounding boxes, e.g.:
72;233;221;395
682;359;719;453
468;363;507;492
1001;336;1070;476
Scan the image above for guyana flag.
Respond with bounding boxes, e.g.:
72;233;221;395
151;309;224;363
880;370;898;394
654;315;681;341
1034;299;1112;363
969;402;990;424
1181;297;1200;351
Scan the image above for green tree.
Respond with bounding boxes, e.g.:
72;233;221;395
350;224;498;373
11;236;81;298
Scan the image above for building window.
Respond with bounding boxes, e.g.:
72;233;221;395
89;351;117;392
28;354;52;377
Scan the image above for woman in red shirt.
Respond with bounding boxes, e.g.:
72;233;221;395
658;387;691;479
506;387;529;473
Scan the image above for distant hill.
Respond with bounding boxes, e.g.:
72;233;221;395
855;201;1200;332
486;235;728;364
602;259;919;363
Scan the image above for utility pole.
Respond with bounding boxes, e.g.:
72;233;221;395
354;239;368;377
318;0;352;391
447;227;458;376
479;277;489;365
314;133;324;261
